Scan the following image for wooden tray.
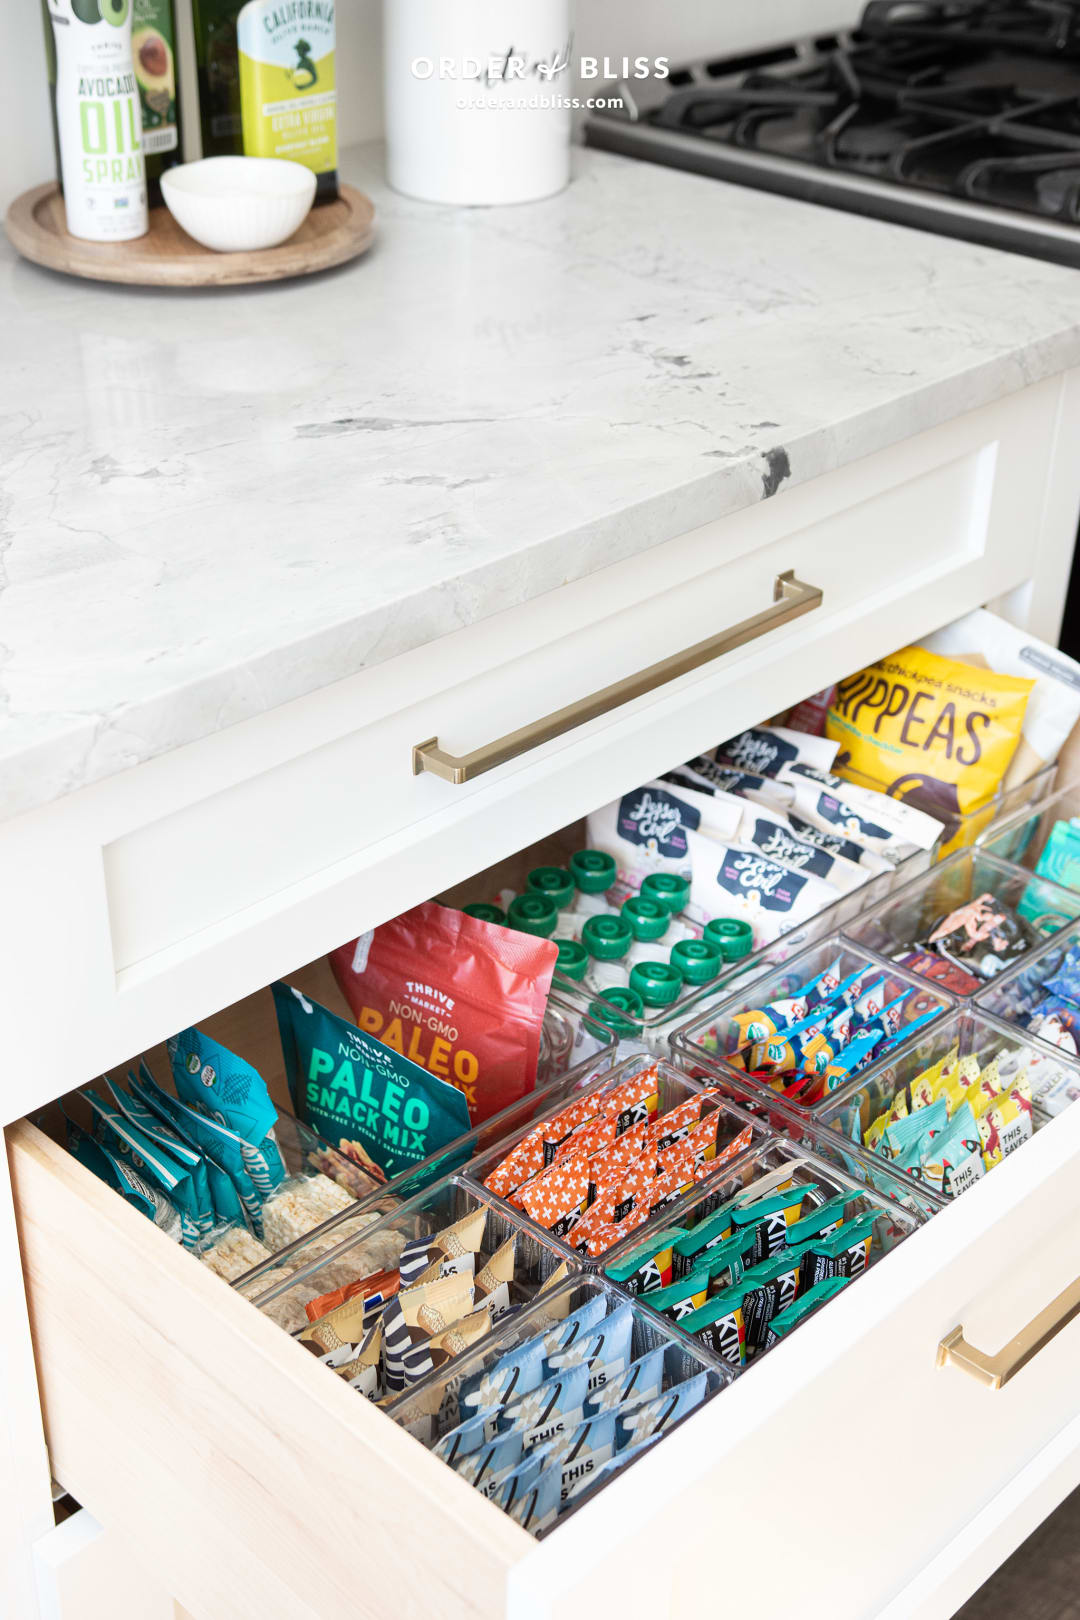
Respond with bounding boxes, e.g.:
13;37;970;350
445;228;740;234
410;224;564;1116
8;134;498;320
4;181;375;288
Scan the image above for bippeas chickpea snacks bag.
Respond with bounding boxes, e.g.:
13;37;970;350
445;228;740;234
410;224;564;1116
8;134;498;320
329;903;557;1125
826;643;1034;824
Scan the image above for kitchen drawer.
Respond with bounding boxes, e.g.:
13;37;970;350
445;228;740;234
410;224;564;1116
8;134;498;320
11;1071;1080;1620
1;378;1066;1115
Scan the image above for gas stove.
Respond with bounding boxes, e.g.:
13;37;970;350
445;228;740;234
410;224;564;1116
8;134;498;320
586;0;1080;265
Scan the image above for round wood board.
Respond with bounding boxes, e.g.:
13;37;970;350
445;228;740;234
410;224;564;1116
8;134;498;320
4;181;375;288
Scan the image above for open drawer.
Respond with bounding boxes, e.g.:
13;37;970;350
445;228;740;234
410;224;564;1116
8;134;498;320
11;1055;1080;1620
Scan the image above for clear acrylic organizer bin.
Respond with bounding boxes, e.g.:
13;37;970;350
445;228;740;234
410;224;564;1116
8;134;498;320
459;1055;771;1269
238;1173;575;1336
815;1007;1080;1199
979;774;1080;882
842;848;1080;998
386;1272;732;1536
553;848;930;1059
600;1136;922;1370
929;759;1058;858
228;992;617;1296
668;934;954;1115
975;918;1080;1075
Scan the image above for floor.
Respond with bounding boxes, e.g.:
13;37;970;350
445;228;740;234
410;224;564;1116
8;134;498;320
956;1487;1080;1619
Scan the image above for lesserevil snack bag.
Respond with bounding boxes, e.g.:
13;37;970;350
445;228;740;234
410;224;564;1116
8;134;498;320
826;644;1034;829
330;903;557;1125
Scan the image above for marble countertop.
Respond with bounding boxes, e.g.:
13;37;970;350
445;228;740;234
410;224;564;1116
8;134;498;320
5;140;1080;822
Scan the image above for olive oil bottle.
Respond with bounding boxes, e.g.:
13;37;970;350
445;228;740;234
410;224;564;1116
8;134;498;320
131;0;182;203
190;0;243;157
236;0;337;200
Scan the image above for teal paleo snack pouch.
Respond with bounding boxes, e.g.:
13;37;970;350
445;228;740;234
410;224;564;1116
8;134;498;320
166;1027;285;1195
272;981;472;1184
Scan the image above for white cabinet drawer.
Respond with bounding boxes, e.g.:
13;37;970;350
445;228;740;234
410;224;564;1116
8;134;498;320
10;1082;1080;1620
1;375;1070;1116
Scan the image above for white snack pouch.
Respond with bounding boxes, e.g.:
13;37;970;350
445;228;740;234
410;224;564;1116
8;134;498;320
777;763;943;859
717;725;839;780
585;779;743;898
922;608;1080;791
685;827;840;946
732;802;870;895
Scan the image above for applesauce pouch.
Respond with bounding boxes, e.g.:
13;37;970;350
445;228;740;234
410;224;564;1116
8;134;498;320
498;1363;590;1451
732;995;810;1048
614;1371;708;1451
584;1347;665;1417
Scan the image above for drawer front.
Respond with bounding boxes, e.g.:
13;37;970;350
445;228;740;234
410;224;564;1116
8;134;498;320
8;1123;530;1620
12;1093;1080;1620
2;376;1072;1114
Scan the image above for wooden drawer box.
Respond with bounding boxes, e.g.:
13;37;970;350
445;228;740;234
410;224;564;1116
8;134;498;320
10;1074;1080;1620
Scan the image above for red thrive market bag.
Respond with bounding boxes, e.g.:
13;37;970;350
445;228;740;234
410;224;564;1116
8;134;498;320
330;903;558;1126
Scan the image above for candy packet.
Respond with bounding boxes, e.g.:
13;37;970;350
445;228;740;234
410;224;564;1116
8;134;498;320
397;1207;489;1287
924;893;1037;983
380;1270;477;1393
329;902;557;1125
65;1114;183;1242
273;981;470;1186
977;1078;1034;1169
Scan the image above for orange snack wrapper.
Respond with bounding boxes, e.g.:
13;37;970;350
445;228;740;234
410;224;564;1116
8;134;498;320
304;1267;400;1325
517;1151;592;1238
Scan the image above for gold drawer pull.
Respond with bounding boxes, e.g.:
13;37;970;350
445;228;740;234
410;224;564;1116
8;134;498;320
413;570;823;785
937;1274;1080;1390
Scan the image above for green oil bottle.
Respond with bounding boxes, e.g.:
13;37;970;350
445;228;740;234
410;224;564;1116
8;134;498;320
131;0;183;203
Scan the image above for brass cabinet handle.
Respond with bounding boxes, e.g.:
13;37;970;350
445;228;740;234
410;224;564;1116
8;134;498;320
937;1274;1080;1390
412;570;824;785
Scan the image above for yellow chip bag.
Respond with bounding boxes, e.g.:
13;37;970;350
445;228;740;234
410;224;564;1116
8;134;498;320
826;644;1034;836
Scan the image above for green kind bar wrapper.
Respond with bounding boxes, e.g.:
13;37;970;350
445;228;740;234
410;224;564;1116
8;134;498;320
272;981;470;1185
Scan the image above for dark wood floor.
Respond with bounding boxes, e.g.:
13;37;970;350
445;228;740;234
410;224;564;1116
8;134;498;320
956;1488;1080;1619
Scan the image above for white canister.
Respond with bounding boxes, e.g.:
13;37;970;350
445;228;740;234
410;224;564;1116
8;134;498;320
384;0;572;206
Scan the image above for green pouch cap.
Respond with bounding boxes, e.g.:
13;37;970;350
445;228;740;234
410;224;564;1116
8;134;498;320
527;867;575;912
764;1275;853;1346
582;913;632;961
570;849;616;895
65;1112;183;1243
670;938;722;984
621;896;669;942
640;872;690;916
629;961;682;1007
272;980;471;1187
82;1086;205;1249
586;988;644;1036
605;1227;687;1285
554;939;589;982
703;917;755;962
464;902;507;925
131;1061;246;1228
785;1190;857;1248
508;893;558;937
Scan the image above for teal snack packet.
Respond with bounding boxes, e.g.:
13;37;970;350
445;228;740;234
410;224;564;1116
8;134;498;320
82;1087;204;1249
605;1226;687;1295
680;1282;747;1367
130;1061;246;1227
272;981;471;1185
882;1096;948;1162
613;1370;708;1451
801;1210;879;1291
785;1190;855;1247
764;1274;852;1348
584;1346;665;1417
131;1069;265;1234
739;1248;804;1351
167;1027;285;1196
65;1114;183;1244
102;1075;215;1235
731;1182;818;1265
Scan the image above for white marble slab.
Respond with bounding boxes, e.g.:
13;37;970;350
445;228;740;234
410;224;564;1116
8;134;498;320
4;140;1080;821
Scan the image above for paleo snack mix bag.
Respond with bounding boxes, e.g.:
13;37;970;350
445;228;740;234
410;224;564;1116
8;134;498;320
330;903;558;1125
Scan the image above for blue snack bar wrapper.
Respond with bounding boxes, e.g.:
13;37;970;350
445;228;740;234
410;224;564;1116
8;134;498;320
536;1294;607;1369
583;1346;666;1417
498;1364;590;1451
167;1027;286;1196
613;1370;709;1451
545;1303;634;1395
131;1062;247;1227
272;981;471;1186
459;1335;547;1420
65;1114;183;1243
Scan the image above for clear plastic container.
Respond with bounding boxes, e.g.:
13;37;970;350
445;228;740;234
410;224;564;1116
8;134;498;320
815;1007;1080;1198
931;758;1059;859
668;935;954;1115
461;1055;771;1268
974;919;1080;1072
601;1136;921;1370
238;1173;573;1336
229;999;618;1296
843;848;1080;998
979;773;1080;880
386;1273;731;1535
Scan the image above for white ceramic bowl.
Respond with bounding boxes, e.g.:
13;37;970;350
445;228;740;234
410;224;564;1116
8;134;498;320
160;157;317;254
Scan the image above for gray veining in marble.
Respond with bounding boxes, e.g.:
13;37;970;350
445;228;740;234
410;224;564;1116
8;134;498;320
4;140;1080;821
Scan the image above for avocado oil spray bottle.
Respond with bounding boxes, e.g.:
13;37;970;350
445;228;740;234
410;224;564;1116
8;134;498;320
46;0;148;241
